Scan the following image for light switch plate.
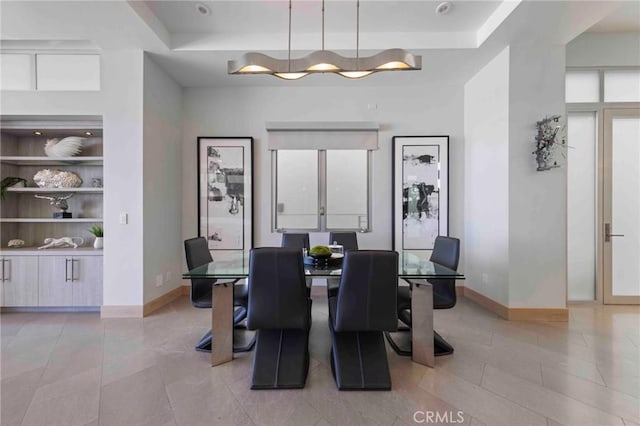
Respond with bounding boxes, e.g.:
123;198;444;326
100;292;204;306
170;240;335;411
119;213;128;225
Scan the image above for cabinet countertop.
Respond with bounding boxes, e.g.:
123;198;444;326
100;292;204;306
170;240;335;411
0;248;103;256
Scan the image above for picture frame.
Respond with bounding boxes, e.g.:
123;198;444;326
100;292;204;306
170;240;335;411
392;136;449;256
197;137;254;252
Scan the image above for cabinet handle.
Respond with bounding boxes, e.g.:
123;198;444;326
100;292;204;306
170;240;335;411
4;259;10;281
65;258;70;282
72;258;79;282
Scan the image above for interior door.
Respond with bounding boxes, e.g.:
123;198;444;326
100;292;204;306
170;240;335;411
603;108;640;304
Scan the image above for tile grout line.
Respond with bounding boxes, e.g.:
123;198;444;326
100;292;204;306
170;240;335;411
96;317;106;426
539;365;640;423
477;373;562;426
18;314;68;426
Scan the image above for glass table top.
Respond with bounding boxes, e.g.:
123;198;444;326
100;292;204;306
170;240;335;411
183;250;464;281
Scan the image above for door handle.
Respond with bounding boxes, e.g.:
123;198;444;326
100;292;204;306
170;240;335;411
605;223;625;243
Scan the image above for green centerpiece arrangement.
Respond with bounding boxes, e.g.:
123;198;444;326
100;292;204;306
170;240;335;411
309;245;332;259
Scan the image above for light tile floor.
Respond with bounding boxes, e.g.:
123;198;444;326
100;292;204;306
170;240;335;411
1;296;639;426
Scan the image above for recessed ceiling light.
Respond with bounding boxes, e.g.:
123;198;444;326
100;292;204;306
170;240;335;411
195;2;211;16
34;131;42;136
84;131;92;136
435;2;452;15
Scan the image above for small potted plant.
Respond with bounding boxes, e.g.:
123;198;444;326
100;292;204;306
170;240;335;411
89;224;103;249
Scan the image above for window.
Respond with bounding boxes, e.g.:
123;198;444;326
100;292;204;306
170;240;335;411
565;70;599;103
273;149;371;232
566;68;640;104
604;70;640;102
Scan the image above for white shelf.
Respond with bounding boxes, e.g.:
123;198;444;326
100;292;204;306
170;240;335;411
0;156;103;166
5;187;103;194
0;218;103;223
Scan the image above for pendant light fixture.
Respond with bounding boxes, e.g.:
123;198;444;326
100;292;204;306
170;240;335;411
228;0;422;80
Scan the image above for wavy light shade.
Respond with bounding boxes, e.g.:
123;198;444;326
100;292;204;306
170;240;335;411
228;48;421;80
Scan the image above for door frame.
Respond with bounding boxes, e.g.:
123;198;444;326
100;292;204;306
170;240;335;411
602;108;640;304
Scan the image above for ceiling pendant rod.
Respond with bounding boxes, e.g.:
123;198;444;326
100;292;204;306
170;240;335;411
322;0;325;51
356;0;360;64
287;0;292;72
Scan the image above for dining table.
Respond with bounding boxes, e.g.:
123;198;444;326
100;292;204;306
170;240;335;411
183;250;465;368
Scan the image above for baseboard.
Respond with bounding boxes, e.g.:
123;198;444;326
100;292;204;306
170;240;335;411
461;287;568;322
507;308;569;321
100;305;144;318
462;287;509;319
143;286;188;317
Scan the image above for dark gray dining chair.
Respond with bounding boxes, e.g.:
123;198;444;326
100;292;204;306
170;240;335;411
281;232;312;292
281;233;310;250
327;232;359;297
328;250;398;390
247;247;311;389
184;237;254;353
386;236;460;356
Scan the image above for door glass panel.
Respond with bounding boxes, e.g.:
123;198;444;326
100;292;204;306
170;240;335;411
326;150;368;229
275;150;318;229
567;113;597;301
611;117;640;296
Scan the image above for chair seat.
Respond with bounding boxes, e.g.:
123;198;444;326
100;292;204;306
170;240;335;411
235;283;249;303
191;282;248;309
191;286;213;308
399;280;456;309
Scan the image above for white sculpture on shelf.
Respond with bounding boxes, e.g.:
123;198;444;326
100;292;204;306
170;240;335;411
38;237;84;250
33;169;82;188
7;239;25;248
44;136;85;157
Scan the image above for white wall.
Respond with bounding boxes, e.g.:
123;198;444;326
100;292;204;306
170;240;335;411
567;32;640;67
143;53;183;303
101;50;145;307
507;43;567;309
1;49;146;308
182;83;465;257
463;42;567;310
463;46;510;306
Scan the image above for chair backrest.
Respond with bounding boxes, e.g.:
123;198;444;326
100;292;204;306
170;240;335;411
247;248;309;330
184;237;215;305
334;250;398;332
429;236;460;271
328;232;358;251
184;237;213;270
281;233;310;250
428;236;460;309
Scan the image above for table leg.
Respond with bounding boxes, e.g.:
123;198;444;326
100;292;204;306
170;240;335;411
410;281;435;367
211;284;234;366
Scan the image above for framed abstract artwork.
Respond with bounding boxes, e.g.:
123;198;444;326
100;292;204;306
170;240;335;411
392;136;449;256
197;137;254;251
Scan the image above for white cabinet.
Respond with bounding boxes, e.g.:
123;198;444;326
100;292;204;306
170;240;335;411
38;255;102;307
1;256;38;306
72;256;102;306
